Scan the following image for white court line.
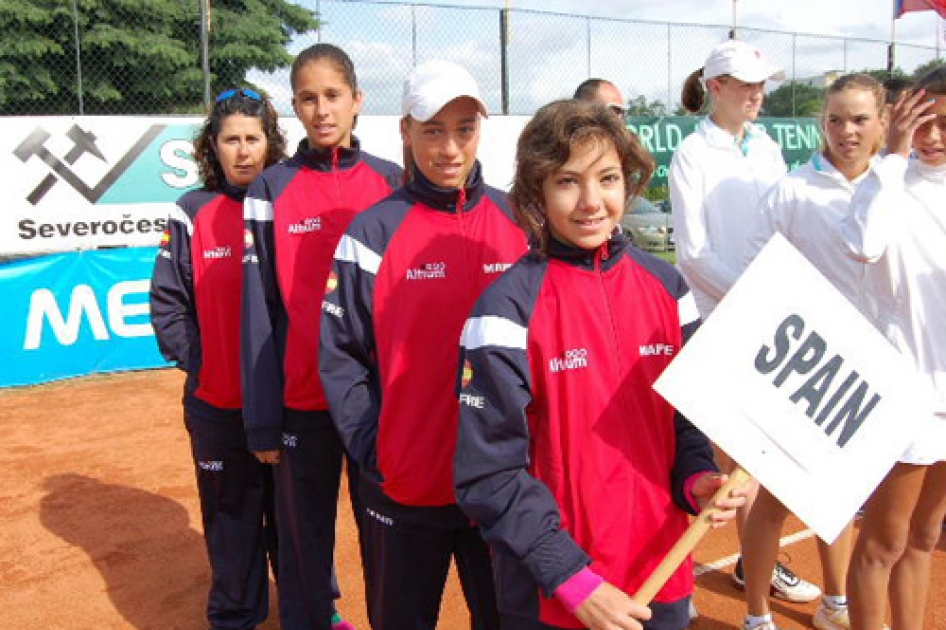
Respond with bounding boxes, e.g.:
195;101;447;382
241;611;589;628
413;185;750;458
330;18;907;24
694;528;816;577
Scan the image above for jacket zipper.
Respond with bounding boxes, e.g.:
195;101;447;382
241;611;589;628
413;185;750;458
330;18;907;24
332;146;342;207
456;186;470;286
596;242;625;374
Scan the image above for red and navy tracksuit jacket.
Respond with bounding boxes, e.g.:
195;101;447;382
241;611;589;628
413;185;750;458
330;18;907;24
242;138;402;451
454;233;717;628
151;183;247;409
319;162;529;512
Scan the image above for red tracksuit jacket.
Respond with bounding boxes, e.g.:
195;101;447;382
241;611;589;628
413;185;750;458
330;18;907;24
242;138;402;451
320;162;529;509
454;234;716;627
150;183;246;410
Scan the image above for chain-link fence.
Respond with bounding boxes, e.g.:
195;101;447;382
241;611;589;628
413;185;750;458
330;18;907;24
2;0;943;117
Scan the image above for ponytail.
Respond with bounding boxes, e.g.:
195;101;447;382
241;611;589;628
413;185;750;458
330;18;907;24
681;68;706;114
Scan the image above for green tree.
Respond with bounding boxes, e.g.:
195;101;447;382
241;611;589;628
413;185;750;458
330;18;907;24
0;0;316;115
762;81;825;117
625;94;669;117
856;67;908;83
913;58;945;79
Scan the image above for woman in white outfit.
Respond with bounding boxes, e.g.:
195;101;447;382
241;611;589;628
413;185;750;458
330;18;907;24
671;40;787;319
840;67;946;630
669;39;821;626
744;73;890;630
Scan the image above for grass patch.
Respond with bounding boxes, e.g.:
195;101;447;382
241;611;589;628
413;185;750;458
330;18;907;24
652;250;676;264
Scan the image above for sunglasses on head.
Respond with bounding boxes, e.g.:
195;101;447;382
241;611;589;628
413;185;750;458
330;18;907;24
606;103;626;118
215;87;263;103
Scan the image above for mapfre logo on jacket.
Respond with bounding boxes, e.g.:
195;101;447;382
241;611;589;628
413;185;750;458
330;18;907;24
639;343;676;357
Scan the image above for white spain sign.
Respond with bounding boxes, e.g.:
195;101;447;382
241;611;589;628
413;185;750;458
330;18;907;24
654;233;932;543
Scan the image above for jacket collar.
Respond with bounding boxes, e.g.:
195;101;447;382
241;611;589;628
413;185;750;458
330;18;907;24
810;152;879;188
546;230;629;271
701;117;767;155
405;160;486;213
219;179;248;201
294;136;364;172
915;158;946;183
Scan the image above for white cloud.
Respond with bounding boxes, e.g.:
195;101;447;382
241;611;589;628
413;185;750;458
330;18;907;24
254;0;944;116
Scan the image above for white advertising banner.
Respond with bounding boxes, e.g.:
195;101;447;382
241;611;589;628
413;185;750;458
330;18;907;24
0;115;529;256
654;234;932;543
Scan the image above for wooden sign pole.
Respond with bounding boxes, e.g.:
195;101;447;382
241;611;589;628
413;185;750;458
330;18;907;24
633;466;753;605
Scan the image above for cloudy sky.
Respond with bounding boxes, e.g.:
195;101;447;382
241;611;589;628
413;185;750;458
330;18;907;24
256;0;945;114
429;0;943;43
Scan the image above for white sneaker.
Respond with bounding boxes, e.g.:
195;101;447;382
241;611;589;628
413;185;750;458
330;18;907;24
742;620;780;630
813;603;850;630
688;599;699;624
770;560;820;602
732;557;822;603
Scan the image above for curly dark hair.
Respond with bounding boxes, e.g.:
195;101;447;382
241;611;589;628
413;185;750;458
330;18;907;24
510;99;655;255
193;89;287;191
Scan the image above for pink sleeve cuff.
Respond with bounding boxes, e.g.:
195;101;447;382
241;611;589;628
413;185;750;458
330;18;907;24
554;567;605;614
684;471;713;512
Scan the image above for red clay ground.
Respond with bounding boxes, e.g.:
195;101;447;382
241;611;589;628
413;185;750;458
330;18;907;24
1;368;943;630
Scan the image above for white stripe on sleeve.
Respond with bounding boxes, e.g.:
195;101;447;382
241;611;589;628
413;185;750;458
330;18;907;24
244;197;274;222
678;292;700;328
460;316;528;351
168;206;194;236
335;234;382;276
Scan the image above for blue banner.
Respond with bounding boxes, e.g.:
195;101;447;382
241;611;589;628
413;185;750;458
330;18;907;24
0;247;170;388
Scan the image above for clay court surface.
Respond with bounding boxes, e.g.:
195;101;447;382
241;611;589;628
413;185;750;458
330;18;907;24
1;368;943;630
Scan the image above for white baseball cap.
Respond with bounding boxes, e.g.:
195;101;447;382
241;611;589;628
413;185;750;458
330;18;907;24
401;59;488;122
703;40;785;83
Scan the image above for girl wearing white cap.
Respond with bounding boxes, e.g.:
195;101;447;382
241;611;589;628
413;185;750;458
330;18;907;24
743;73;890;630
669;38;822;624
319;59;528;630
839;68;946;630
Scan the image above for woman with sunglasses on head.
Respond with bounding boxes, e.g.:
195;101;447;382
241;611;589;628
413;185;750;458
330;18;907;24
241;43;401;630
669;39;824;621
150;86;286;630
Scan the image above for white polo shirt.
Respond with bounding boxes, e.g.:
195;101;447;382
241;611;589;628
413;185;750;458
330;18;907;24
841;154;946;464
670;117;786;318
747;153;877;314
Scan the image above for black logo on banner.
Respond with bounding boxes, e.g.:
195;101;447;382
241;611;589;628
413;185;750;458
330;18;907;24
14;124;164;205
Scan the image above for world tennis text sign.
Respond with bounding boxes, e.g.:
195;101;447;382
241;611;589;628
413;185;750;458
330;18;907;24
654;233;931;543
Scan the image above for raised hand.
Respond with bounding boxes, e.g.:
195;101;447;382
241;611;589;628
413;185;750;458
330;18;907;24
887;88;937;158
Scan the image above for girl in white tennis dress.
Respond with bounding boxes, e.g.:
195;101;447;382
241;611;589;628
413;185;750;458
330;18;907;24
840;67;946;630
